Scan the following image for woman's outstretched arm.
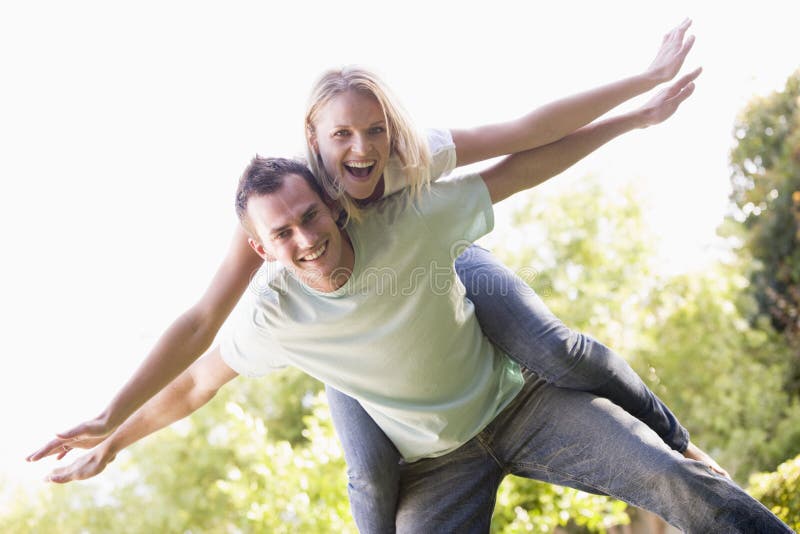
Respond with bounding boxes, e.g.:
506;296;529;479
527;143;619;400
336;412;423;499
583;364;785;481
29;347;239;483
27;226;261;457
453;19;695;166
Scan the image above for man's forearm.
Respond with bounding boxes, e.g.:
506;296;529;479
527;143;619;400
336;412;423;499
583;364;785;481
103;365;218;457
36;349;237;484
102;311;217;430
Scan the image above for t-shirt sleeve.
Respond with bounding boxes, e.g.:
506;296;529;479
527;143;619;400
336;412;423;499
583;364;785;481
382;128;456;196
419;173;494;250
219;291;290;378
427;128;457;181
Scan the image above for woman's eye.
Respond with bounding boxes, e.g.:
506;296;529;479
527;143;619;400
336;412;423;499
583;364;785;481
370;126;386;135
333;130;350;137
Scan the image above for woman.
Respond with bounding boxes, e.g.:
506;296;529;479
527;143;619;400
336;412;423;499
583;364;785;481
30;19;720;533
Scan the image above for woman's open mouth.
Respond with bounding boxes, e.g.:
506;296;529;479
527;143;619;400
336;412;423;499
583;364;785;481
343;160;376;181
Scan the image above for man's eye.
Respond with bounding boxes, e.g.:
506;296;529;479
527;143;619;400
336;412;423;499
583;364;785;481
275;230;290;240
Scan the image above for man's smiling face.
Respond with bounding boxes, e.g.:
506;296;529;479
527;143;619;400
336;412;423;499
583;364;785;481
247;173;354;292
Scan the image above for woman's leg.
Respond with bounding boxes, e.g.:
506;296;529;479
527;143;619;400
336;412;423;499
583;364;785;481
454;244;689;451
326;385;400;534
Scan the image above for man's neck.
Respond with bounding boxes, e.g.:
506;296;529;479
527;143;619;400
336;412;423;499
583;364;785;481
305;228;355;293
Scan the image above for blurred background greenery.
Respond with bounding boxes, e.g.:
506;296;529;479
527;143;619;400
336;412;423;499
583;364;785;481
4;71;799;534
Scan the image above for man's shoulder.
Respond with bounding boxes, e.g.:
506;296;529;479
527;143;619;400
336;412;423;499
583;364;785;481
246;261;293;301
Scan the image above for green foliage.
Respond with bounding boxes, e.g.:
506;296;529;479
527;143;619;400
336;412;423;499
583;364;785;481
727;70;800;380
495;179;657;355
4;374;353;534
494;178;800;486
491;478;628;533
7;175;800;532
636;267;800;480
747;453;800;530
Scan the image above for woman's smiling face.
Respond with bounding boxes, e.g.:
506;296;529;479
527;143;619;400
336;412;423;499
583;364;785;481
310;89;391;200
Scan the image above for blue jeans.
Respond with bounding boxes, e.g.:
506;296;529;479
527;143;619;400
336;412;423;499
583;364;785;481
394;370;791;533
327;245;690;532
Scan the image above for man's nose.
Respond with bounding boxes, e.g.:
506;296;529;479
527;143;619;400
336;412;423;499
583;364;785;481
296;228;318;249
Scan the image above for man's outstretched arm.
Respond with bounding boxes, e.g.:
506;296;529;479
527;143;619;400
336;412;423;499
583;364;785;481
482;67;700;204
27;346;238;483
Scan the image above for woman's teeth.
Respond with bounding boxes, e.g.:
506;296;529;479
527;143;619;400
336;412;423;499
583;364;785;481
344;160;375;178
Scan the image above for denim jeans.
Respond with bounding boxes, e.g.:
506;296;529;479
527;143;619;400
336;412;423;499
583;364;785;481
327;245;691;532
394;370;792;533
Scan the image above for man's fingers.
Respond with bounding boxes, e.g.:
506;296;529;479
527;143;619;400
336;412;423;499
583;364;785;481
46;454;105;484
46;465;75;484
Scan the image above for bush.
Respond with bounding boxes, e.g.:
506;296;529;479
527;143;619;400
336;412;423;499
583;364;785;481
747;453;800;530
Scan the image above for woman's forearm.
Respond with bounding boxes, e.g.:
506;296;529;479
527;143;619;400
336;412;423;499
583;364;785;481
453;20;695;166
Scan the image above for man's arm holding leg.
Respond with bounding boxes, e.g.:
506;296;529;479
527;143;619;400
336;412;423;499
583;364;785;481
28;346;238;484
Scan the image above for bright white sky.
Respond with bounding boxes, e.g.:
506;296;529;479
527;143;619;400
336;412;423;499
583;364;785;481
1;1;799;495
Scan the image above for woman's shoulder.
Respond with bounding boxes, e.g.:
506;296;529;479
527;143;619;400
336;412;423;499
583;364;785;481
382;128;456;197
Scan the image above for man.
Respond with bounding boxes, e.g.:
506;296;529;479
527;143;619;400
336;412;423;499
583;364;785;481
29;76;791;532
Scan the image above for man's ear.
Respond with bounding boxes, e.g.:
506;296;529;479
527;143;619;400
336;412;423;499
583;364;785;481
248;237;275;262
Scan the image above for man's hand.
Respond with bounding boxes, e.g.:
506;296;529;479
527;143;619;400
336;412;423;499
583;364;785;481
638;66;702;128
645;18;696;84
27;414;117;463
44;445;117;484
683;441;731;479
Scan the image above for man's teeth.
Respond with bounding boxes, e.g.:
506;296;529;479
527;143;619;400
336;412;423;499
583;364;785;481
345;160;374;168
302;243;327;261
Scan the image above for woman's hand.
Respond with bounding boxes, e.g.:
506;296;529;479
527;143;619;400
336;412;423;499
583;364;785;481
27;413;116;462
638;66;702;128
645;18;696;84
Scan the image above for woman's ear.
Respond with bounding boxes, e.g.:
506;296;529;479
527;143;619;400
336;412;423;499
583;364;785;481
308;130;319;154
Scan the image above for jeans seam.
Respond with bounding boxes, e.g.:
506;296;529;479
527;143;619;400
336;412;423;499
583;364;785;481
475;432;507;474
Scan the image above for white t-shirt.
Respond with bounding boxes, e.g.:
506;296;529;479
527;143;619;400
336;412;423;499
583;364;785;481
382;128;457;197
221;173;523;462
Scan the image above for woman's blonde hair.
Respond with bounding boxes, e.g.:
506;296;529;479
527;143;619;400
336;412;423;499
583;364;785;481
304;66;431;222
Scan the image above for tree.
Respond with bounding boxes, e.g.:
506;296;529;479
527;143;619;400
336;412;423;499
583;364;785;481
748;453;800;530
8;177;800;532
727;70;800;392
492;177;800;487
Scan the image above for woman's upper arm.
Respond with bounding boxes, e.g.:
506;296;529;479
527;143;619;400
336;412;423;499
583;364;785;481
451;125;520;168
191;225;264;333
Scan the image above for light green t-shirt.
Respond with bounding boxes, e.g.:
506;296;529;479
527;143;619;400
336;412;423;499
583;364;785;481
221;173;523;461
